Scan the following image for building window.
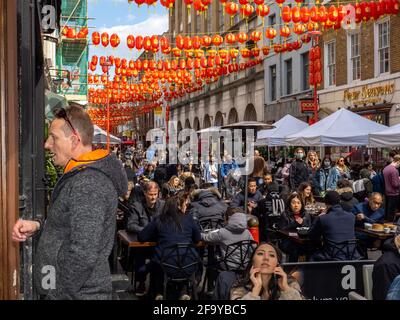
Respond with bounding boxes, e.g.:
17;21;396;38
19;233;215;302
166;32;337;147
326;41;336;86
285;59;292;95
196;14;200;33
349;32;361;81
378;20;390;74
219;3;224;31
270;65;276;101
268;14;276;26
234;12;240;25
207;6;212;32
301;52;309;91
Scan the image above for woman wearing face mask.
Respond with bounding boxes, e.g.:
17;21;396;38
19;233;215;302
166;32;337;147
230;243;303;300
318;156;337;195
289;148;309;192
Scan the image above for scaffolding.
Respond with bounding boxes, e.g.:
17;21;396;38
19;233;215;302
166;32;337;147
56;0;88;100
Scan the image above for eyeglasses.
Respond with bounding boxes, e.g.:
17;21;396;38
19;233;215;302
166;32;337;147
53;107;78;136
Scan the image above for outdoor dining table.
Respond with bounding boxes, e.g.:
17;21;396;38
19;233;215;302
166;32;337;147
276;229;321;246
355;227;396;241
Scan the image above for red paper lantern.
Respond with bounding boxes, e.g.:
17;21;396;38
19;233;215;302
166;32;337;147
236;31;248;43
282;6;292;23
151;35;159;50
110;33;120;48
225;2;239;15
92;31;100;45
319;6;328;23
300;6;310;23
192;35;201;49
262;47;270;55
251;47;260;57
201;35;212;47
293;23;305;35
240;48;251;58
181;36;191;50
135;36;143;50
67;28;76;38
225;33;236;44
256;4;270;17
291;6;301;23
310;6;319;22
101;32;109;47
250;30;262;42
160;36;170;50
176;34;184;50
240;4;254;17
143;36;152;51
127;35;135;49
265;27;277;39
280;25;290;38
212;34;224;46
328;5;338;22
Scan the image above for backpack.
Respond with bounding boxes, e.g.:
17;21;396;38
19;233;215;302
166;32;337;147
266;192;285;217
371;172;385;194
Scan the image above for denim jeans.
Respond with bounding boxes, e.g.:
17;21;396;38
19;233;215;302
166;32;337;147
386;275;400;300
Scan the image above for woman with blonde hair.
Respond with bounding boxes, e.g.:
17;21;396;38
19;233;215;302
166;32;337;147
162;175;181;199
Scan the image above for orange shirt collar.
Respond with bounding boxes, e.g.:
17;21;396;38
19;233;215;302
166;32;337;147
64;149;109;174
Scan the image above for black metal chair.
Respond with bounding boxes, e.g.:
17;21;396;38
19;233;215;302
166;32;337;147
160;243;201;300
323;239;365;261
219;240;258;272
200;239;257;297
198;217;224;232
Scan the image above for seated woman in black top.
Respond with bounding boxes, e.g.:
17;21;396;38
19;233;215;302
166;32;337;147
138;191;201;300
278;192;311;262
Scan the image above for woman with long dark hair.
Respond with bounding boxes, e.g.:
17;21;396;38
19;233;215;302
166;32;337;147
279;192;311;262
138;191;201;300
230;242;303;300
298;182;316;207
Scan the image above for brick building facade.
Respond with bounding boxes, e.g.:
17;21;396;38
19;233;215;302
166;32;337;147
318;15;400;126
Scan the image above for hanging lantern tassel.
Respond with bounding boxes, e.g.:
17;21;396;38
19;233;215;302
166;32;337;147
187;5;191;20
230;15;234;26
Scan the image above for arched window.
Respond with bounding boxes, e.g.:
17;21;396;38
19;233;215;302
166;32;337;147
214;111;224;126
244;104;257;121
228;108;238;124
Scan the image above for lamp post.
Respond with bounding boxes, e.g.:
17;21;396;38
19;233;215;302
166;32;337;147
100;59;112;151
309;30;322;124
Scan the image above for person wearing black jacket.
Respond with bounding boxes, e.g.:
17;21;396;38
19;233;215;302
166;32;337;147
308;191;361;261
254;181;285;242
188;188;227;225
138;192;201;300
372;235;400;300
279;192;311;262
230;178;263;213
126;181;165;295
289;148;310;191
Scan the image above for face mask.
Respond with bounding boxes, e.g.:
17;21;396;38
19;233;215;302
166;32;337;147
324;161;331;167
296;153;304;160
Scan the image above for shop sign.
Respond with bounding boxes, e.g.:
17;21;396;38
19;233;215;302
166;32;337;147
300;100;316;113
343;82;395;106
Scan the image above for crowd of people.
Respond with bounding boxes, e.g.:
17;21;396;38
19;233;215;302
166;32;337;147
115;144;400;300
10;104;400;300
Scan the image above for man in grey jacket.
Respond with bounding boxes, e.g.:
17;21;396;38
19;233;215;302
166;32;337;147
12;105;127;299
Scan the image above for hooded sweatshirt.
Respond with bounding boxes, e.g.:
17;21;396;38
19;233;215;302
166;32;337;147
201;212;254;269
34;150;128;300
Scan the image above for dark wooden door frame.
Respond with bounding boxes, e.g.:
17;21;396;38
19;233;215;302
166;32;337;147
0;0;20;300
